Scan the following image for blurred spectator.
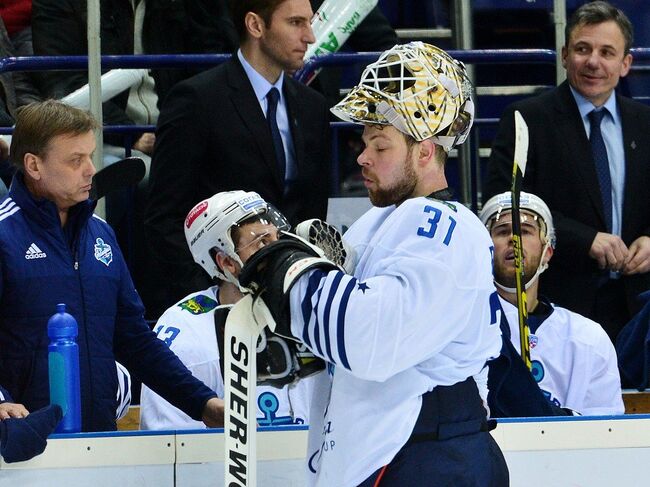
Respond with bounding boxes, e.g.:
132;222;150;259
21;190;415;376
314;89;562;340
0;1;42;109
0;9;43;194
32;0;237;155
144;0;330;317
484;1;650;342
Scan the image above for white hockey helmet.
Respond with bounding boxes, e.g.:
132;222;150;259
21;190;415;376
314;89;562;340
479;191;556;248
184;190;290;284
331;41;474;151
479;191;556;291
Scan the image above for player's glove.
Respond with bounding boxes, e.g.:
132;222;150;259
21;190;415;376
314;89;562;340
0;404;63;463
256;330;325;387
239;236;339;340
295;219;356;274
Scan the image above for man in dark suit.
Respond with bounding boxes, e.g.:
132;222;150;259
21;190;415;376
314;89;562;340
484;1;650;342
144;0;330;316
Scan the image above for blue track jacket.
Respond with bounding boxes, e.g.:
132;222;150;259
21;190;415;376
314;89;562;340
0;174;216;431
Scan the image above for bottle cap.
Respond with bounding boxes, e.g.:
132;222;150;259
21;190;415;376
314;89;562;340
47;303;78;339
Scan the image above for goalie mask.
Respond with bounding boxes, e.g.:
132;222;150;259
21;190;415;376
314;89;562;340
479;191;556;292
184;190;290;285
331;41;474;152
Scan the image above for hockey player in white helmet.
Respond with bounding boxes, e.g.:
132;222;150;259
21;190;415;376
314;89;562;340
140;190;324;430
238;42;508;486
480;191;624;416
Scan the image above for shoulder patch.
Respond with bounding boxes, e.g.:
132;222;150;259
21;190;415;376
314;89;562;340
177;294;218;315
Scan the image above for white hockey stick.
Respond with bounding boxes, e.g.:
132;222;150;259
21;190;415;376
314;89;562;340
303;0;379;83
224;294;281;486
224;294;261;487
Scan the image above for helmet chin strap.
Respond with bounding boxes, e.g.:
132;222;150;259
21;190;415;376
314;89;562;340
494;241;551;294
223;255;250;294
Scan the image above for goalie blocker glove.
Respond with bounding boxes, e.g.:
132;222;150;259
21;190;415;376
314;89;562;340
239;236;339;340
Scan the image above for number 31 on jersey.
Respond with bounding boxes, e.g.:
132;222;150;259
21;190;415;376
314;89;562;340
417;205;457;245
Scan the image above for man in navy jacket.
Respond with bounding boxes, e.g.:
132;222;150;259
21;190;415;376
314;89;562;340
0;100;223;432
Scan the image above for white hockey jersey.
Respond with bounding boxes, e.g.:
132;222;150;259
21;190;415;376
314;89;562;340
500;296;624;416
289;196;503;487
139;286;314;430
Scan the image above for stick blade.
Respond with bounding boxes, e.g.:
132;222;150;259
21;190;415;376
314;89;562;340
514;110;529;176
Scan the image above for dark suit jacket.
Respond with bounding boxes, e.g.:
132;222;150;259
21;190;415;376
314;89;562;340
484;80;650;320
145;56;331;312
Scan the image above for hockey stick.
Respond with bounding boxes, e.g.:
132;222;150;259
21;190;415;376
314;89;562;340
89;157;146;201
224;294;267;487
511;110;531;371
298;0;379;84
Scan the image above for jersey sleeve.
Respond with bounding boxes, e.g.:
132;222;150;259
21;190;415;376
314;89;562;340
140;360;222;430
580;332;625;416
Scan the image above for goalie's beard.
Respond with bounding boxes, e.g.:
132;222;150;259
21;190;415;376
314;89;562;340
365;151;417;208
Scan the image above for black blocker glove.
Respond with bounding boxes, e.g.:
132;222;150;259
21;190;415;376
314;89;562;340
239;236;339;340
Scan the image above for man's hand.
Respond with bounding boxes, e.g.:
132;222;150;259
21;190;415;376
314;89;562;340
623;236;650;275
0;402;29;420
132;132;156;155
589;232;629;271
202;397;224;428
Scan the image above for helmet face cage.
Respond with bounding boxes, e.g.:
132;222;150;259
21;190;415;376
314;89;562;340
230;206;291;254
330;41;474;150
479;191;556;249
184;191;287;282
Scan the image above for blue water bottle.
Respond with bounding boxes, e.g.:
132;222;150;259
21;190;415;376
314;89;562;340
48;303;81;433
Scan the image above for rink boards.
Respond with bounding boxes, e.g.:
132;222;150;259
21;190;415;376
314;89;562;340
2;414;650;486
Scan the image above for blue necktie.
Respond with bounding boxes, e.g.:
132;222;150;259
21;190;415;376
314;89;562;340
266;87;286;180
588;109;612;232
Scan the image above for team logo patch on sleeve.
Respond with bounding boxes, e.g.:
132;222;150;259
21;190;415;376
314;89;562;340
94;238;113;266
178;294;218;315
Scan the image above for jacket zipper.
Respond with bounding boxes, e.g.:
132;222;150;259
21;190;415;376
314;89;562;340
73;241;93;430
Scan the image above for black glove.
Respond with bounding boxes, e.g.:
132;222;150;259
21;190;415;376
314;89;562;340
239;237;338;338
0;404;63;463
256;329;325;388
